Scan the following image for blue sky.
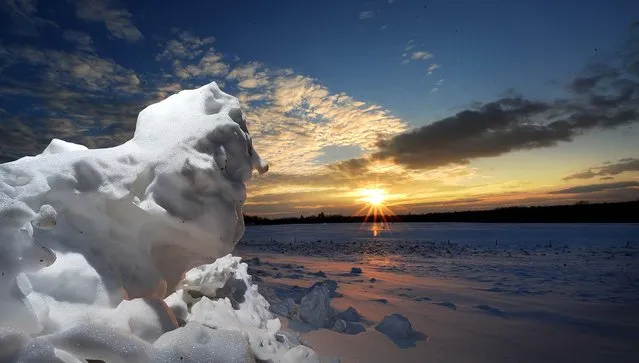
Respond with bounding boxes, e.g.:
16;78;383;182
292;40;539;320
1;0;638;215
141;0;638;124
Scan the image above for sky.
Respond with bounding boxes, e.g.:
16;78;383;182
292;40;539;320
0;0;638;217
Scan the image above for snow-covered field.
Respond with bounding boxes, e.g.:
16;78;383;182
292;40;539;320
237;223;639;363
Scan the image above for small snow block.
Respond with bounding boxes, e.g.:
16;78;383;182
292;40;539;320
375;313;415;340
345;322;365;335
331;319;347;333
307;280;339;298
434;301;457;310
337;307;361;322
331;318;367;335
311;270;327;278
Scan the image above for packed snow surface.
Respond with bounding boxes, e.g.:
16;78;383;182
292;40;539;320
0;82;317;362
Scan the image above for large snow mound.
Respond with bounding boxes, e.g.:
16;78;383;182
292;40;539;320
0;82;316;362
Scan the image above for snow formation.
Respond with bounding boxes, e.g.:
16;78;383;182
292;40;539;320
0;82;317;362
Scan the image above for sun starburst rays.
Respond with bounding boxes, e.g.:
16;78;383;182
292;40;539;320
354;188;396;235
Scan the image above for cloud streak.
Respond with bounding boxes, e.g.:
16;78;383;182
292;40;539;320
359;11;373;20
549;181;639;194
411;51;433;60
401;40;435;66
564;158;639;180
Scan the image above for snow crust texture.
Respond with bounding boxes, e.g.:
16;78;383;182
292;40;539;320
0;82;317;362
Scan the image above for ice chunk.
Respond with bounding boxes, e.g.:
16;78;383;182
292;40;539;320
271;298;297;318
179;254;247;299
307;280;340;298
344;322;366;335
299;282;334;328
375;313;416;339
337;306;361;322
181;255;274;330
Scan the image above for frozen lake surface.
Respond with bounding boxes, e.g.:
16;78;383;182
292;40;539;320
237;222;639;362
242;222;639;248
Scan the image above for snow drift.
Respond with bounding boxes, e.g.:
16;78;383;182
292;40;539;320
0;82;316;362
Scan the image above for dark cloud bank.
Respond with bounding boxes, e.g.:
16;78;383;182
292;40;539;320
374;22;639;170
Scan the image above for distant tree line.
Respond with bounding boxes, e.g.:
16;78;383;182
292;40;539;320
244;200;639;225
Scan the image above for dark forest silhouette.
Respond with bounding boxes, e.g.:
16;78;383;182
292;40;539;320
244;200;639;225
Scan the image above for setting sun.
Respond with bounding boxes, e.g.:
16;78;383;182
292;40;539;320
354;188;397;235
360;188;387;206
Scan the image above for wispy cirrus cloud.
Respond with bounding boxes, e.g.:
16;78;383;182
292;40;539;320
427;63;441;75
226;62;270;89
0;0;59;37
62;30;94;52
0;38;151;162
156;30;215;60
359;11;373;20
1;45;140;92
410;51;433;60
401;40;435;65
1;12;636;217
229;65;408;174
157;31;228;79
73;0;143;42
0;24;409;178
